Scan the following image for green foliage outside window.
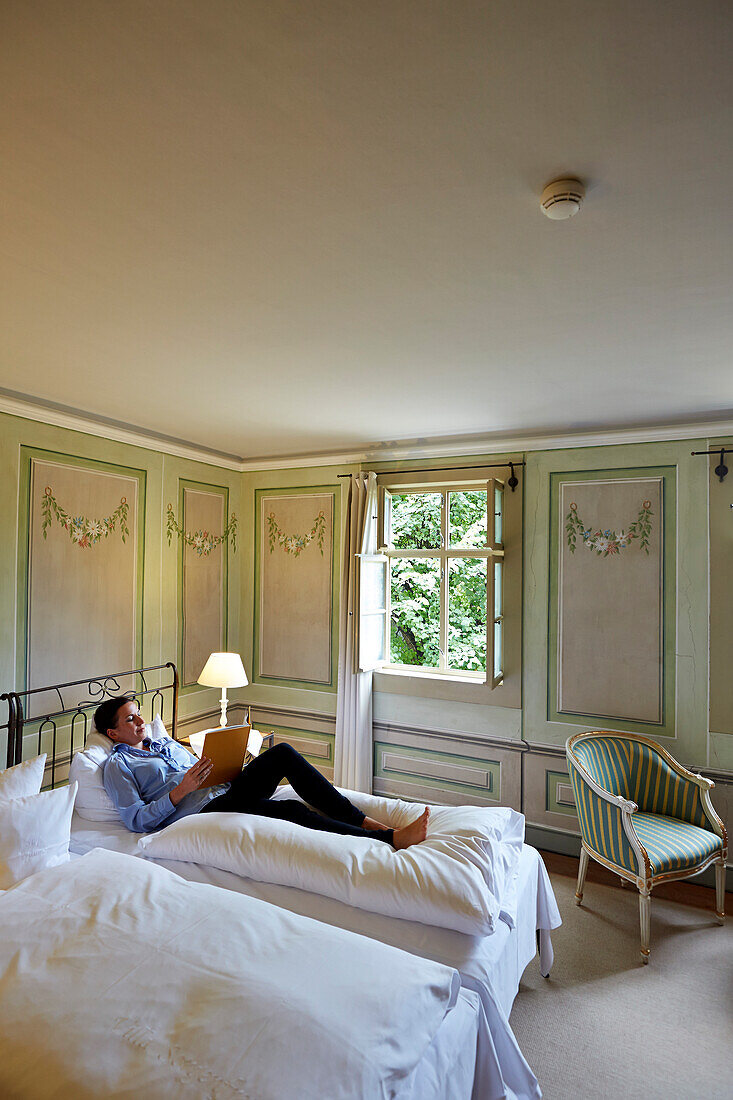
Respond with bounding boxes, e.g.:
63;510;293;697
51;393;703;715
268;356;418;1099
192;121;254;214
389;491;488;671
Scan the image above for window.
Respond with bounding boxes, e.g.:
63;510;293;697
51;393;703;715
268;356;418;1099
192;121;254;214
358;478;505;687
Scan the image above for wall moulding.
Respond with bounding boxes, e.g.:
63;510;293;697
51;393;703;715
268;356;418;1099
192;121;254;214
374;775;499;807
253;486;338;692
174;480;231;690
248;703;336;733
549;468;675;734
18;448;146;713
373;719;528;754
4;389;733;473
379;748;495;792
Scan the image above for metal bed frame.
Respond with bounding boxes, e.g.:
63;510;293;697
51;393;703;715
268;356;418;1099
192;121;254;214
1;663;179;787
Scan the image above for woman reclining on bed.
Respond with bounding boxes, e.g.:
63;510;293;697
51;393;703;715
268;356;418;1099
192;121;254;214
97;697;429;849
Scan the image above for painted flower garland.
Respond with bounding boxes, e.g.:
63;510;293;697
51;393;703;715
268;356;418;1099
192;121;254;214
267;510;326;557
566;500;653;556
166;504;237;556
41;487;130;549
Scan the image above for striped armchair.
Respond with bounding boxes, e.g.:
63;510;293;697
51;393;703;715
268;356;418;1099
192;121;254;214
566;731;727;963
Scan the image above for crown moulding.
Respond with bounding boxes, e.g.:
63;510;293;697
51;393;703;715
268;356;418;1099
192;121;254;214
0;391;731;473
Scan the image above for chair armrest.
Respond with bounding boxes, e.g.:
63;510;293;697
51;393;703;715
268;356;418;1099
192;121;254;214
661;756;726;842
699;786;728;851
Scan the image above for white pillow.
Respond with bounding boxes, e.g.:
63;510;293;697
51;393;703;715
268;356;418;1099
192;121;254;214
139;795;524;936
0;754;47;802
303;788;526;928
68;747;119;823
0;781;77;888
70;714;169;823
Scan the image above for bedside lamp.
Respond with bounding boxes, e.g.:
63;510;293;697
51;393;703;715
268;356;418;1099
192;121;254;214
198;652;248;728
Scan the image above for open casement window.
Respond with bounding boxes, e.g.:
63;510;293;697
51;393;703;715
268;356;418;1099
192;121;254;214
487;478;505;687
368;479;505;686
355;552;388;672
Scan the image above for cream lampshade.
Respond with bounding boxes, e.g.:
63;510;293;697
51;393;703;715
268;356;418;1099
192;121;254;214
198;652;248;728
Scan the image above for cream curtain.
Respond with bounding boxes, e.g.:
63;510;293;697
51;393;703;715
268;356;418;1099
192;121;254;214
335;472;378;792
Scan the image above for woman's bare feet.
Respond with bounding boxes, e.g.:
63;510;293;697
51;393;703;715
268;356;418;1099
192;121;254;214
392;807;430;850
362;815;390;831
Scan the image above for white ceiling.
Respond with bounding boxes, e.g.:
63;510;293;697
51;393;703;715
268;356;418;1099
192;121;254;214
1;1;732;460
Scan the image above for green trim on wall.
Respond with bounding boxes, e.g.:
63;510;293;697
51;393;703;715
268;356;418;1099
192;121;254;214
545;768;578;817
16;446;147;691
252;485;339;693
268;725;334;766
547;465;677;736
373;740;501;799
175;479;230;692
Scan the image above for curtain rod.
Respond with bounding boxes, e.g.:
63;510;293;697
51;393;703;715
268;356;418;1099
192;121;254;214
336;461;525;479
691;447;731;483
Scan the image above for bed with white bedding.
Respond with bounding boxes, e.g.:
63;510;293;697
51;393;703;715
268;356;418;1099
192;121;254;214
0;848;497;1100
71;805;559;1020
3;664;560;1100
71;804;559;1100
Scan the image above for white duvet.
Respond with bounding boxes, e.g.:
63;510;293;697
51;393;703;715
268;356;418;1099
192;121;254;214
0;849;470;1100
138;788;524;936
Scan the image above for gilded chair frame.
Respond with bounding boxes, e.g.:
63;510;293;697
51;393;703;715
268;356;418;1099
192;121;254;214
566;730;727;963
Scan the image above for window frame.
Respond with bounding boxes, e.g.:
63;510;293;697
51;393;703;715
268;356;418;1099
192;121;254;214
374;477;505;687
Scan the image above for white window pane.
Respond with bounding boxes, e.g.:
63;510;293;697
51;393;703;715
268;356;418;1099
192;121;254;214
449;490;487;548
359;612;386;670
493;621;503;681
447;557;487;672
390;558;440;667
494;560;503;619
360;556;386;611
357;553;387;671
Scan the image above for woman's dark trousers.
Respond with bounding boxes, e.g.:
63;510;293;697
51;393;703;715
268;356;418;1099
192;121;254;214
201;742;394;845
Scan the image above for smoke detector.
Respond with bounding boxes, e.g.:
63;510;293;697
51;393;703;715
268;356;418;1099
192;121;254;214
540;177;585;220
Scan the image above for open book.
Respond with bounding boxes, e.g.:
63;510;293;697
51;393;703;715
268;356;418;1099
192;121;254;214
187;725;263;786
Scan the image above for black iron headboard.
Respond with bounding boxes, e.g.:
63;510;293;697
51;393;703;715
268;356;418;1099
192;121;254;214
1;662;179;787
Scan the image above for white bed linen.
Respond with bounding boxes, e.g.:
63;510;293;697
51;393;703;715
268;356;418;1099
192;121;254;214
70;814;559;1015
0;849;492;1100
136;797;523;935
71;813;559;1100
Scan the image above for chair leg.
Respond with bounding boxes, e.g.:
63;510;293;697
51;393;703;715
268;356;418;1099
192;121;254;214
639;891;651;964
575;847;589;905
715;860;725;925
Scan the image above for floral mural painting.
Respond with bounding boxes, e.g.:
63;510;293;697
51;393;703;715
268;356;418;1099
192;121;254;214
166;503;237;556
267;510;326;557
41;486;130;548
258;491;333;684
566;500;653;556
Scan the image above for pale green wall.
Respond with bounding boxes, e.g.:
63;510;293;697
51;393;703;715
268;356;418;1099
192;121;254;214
239;463;355;719
0;410;241;740
238;435;731;861
523;440;709;762
1;409;730;856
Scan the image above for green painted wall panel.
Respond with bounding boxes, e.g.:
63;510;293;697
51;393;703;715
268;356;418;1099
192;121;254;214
0;410;241;733
374;740;501;800
0;409;728;838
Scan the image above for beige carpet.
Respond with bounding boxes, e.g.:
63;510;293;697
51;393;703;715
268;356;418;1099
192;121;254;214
509;870;733;1100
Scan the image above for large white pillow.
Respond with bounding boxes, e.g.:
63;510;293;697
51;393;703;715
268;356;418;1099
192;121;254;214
298;788;526;928
70;714;169;823
0;754;47;802
138;794;524;936
0;781;78;888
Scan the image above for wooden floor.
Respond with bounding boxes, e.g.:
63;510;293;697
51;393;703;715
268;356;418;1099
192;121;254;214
540;849;731;912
